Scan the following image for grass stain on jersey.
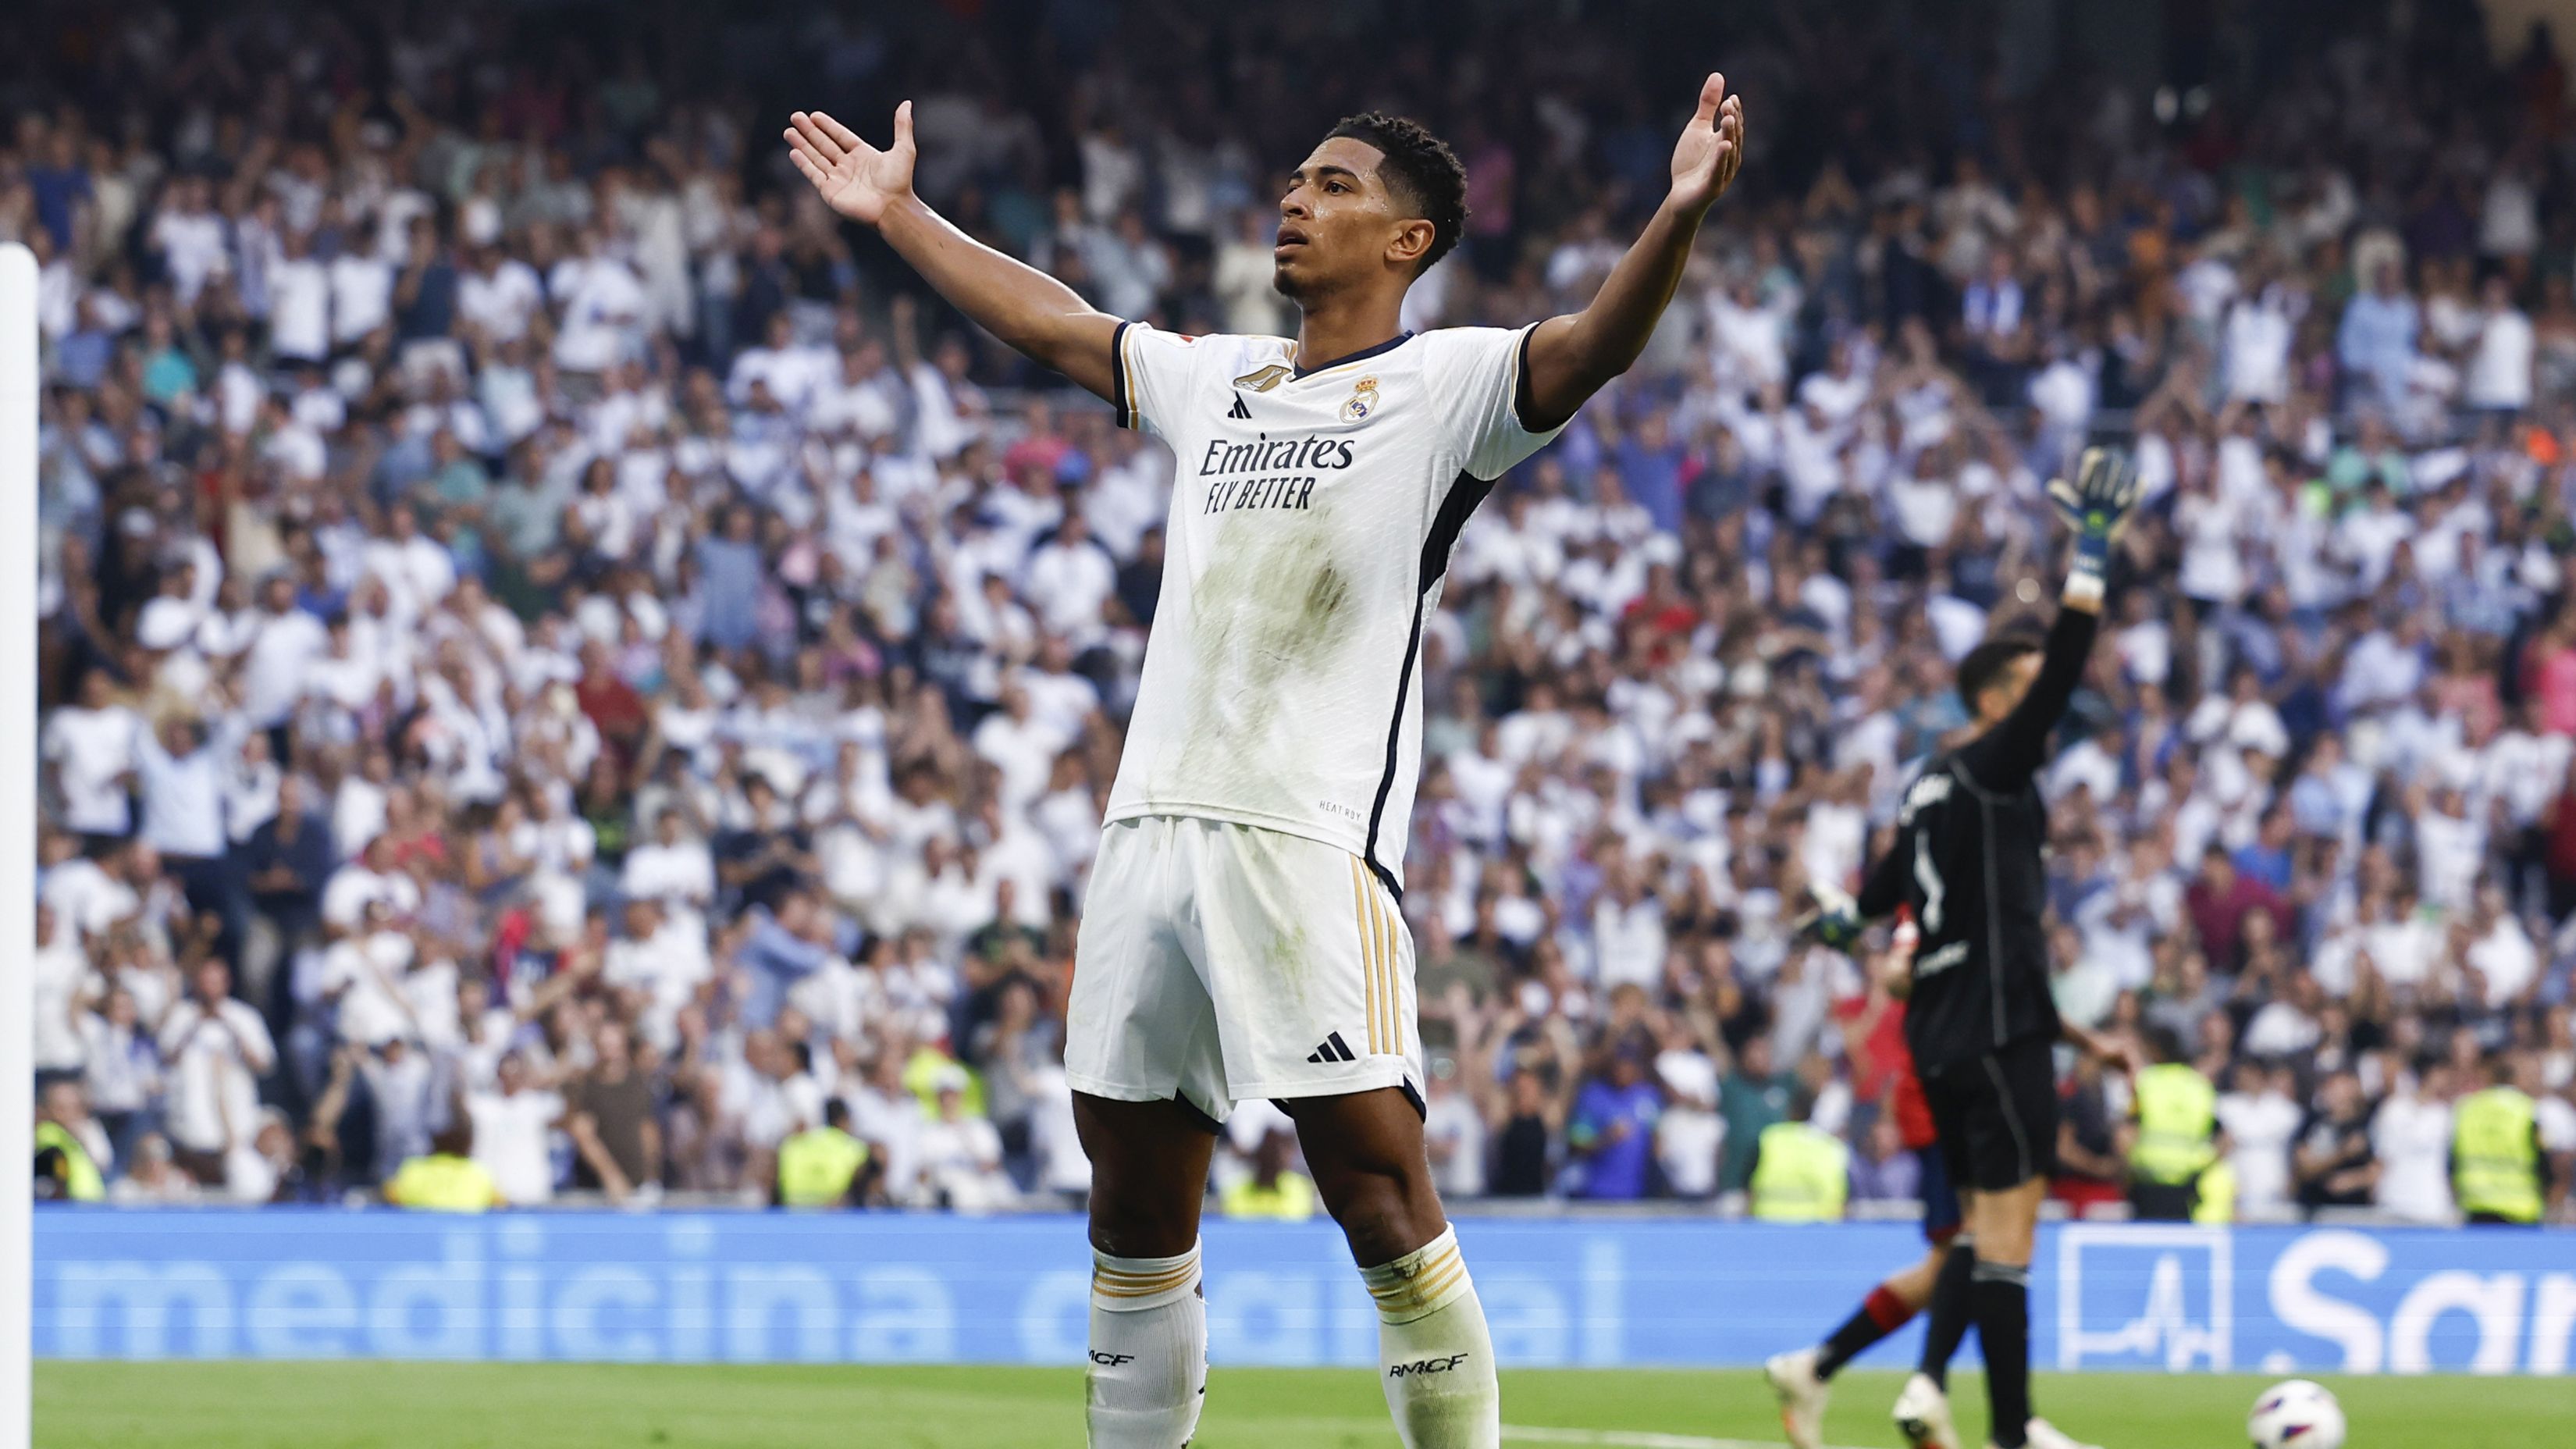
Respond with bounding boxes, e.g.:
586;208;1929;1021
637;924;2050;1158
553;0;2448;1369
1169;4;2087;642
1162;519;1354;796
1300;561;1350;632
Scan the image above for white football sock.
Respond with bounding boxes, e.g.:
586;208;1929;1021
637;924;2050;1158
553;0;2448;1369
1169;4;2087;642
1087;1241;1208;1448
1361;1226;1500;1449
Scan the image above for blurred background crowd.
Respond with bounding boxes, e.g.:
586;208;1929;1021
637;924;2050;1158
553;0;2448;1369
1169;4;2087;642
10;0;2576;1221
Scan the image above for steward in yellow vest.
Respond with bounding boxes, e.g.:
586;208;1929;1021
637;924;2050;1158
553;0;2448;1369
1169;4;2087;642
2125;1031;2218;1221
1221;1126;1319;1219
33;1121;105;1203
777;1101;873;1208
1220;1169;1319;1219
1749;1117;1851;1223
2453;1063;2545;1226
2190;1156;2237;1225
386;1121;503;1212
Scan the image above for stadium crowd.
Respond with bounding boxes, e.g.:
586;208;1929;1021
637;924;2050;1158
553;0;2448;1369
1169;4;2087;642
12;0;2576;1221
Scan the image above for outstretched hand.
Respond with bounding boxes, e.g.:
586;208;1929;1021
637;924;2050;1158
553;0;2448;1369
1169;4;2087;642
785;105;918;226
2048;445;2140;607
1793;881;1864;952
1668;73;1747;216
2047;446;2143;551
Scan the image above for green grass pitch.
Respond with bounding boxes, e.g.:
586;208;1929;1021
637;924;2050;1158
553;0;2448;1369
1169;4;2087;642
36;1362;2576;1447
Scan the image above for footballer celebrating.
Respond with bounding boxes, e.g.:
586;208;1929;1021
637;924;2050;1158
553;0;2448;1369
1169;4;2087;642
787;73;1744;1449
1789;449;2142;1449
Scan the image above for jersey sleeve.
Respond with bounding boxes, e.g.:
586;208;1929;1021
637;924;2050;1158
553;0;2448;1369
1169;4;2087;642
1425;325;1569;481
1109;322;1221;440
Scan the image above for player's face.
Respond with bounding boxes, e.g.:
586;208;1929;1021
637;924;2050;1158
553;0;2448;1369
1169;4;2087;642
1274;137;1429;301
1979;651;2044;724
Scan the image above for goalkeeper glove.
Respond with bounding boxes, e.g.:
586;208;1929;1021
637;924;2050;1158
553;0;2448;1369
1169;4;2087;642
1799;882;1864;952
2047;446;2141;607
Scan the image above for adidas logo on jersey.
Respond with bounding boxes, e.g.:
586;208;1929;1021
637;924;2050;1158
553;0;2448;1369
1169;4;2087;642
1226;393;1251;419
1305;1031;1357;1063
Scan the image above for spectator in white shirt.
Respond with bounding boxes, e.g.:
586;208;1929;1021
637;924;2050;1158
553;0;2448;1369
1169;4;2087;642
2370;1065;2457;1223
268;228;333;363
2215;1061;2303;1219
156;961;278;1188
44;669;139;840
467;1052;568;1205
914;1065;1013;1211
327;234;396;348
2465;275;2535;414
1019;511;1118;647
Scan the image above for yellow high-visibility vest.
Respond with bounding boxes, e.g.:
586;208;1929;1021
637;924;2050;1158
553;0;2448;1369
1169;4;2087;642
34;1123;104;1202
1749;1121;1851;1223
2453;1088;2542;1224
2192;1157;2237;1224
777;1126;869;1207
1221;1171;1319;1220
386;1152;503;1212
2130;1064;2218;1185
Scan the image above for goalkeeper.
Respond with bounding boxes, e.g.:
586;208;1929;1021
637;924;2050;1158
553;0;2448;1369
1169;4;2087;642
1763;450;2141;1449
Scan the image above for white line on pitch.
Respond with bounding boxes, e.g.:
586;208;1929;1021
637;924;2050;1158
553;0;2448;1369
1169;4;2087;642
1500;1427;1870;1449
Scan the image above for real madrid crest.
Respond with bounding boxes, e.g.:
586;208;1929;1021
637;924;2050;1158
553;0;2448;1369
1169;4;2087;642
1340;375;1379;424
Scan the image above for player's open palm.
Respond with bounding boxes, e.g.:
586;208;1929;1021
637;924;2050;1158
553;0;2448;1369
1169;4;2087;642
785;104;916;226
1669;73;1746;215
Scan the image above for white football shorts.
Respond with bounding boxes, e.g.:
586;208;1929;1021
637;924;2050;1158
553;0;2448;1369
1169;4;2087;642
1066;814;1422;1123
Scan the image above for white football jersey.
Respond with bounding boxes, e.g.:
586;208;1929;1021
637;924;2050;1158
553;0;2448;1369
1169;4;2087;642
1104;322;1564;891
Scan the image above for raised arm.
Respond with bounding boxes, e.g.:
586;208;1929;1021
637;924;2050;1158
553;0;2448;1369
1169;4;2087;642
786;105;1119;401
1962;448;2140;787
1517;73;1745;433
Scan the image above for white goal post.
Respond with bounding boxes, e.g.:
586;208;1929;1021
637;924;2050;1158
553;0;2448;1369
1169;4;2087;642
2;240;37;1449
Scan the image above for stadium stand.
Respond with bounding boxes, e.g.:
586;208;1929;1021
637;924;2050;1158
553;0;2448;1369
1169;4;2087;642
9;0;2574;1223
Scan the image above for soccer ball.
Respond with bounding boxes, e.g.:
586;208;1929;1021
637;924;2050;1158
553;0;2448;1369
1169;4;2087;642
2247;1380;2346;1449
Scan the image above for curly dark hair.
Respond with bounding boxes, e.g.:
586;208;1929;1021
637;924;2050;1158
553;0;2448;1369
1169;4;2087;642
1324;112;1468;276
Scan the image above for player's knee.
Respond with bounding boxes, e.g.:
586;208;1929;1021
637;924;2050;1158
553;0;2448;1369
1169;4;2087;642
1315;1159;1441;1263
1087;1171;1204;1259
1089;1198;1201;1260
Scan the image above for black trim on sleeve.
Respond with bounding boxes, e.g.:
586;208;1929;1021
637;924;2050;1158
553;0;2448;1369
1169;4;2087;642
1108;319;1135;429
1509;322;1542;436
1361;469;1500;898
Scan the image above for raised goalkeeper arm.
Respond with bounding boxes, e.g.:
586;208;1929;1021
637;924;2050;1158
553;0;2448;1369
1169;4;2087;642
786;105;1119;401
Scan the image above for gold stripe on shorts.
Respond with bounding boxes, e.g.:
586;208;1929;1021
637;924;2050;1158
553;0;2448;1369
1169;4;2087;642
1350;856;1381;1056
1369;867;1400;1058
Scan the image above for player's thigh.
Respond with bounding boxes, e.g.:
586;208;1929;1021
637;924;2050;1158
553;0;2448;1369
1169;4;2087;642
1067;817;1224;1115
1967;1176;2047;1265
1073;1091;1219;1259
1183;821;1420;1105
1284;1084;1446;1262
1960;1039;2059;1262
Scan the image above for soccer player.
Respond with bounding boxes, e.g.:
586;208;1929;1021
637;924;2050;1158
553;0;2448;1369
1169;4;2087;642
786;76;1745;1449
1785;449;2140;1449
